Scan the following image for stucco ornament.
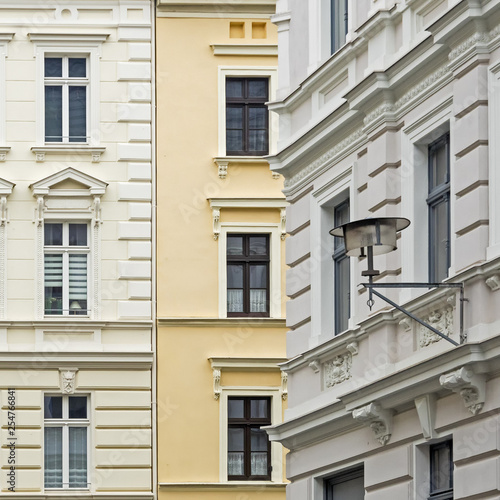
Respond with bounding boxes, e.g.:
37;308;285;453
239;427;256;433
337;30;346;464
59;369;78;394
212;368;221;400
440;366;486;415
419;306;453;347
324;352;352;388
352;402;393;446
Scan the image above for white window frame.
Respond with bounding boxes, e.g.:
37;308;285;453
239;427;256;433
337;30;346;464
43;221;91;317
217;66;278;158
29;34;106;147
43;394;90;492
218;224;283;319
401;99;454;302
219;387;283;483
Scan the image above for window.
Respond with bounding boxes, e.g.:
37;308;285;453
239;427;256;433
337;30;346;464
427;134;450;282
331;0;348;53
44;395;89;489
226;78;269;156
333;199;350;334
228;397;271;480
227;234;270;317
325;465;364;500
429;440;453;499
44;222;89;316
44;55;88;143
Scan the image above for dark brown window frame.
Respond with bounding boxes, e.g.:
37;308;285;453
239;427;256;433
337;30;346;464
429;440;453;500
227;234;270;317
225;77;269;156
228;396;272;481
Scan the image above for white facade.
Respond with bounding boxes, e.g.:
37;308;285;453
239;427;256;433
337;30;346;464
267;0;500;499
0;2;153;497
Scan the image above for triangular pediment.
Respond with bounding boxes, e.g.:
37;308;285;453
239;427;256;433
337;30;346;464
0;177;14;195
30;167;107;197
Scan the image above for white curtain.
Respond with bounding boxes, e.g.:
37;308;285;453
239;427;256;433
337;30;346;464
228;452;244;476
44;427;63;488
251;452;268;475
250;289;266;312
69;427;87;488
227;290;243;312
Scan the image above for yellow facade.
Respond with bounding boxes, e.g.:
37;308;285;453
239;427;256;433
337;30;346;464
156;1;286;498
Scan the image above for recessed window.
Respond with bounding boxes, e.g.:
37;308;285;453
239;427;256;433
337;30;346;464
44;222;89;316
227;234;270;316
427;133;450;282
429;440;453;499
228;396;271;480
226;77;269;156
44;395;89;490
44;55;88;143
331;0;348;53
333;199;350;334
325;465;364;499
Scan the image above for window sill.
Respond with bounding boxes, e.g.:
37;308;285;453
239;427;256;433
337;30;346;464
0;146;10;161
213;156;278;179
158;481;287;491
32;146;106;163
211;44;278;57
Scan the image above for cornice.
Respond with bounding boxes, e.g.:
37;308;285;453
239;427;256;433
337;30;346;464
158;317;286;327
1;320;153;329
159;482;286;490
156;0;276;15
211;44;277;56
4;495;154;500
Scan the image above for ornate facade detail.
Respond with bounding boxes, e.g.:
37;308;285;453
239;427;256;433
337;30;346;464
363;102;396;126
91;152;101;163
212;208;221;240
217;160;228;179
213;368;221;400
440;366;486;415
281;372;288;400
308;359;320;373
283;128;364;189
0;153;6;162
419;306;453;347
324;352;352;388
280;208;287;240
272;171;280;180
485;274;500;291
414;394;436;440
59;369;78;394
448;31;491;61
346;341;358;356
399;317;412;332
35;152;45;162
352;402;393;445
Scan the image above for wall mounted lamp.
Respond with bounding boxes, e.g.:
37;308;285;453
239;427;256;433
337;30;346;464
330;217;466;346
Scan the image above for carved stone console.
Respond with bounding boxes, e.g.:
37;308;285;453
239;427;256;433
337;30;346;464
352;402;393;445
440;366;486;415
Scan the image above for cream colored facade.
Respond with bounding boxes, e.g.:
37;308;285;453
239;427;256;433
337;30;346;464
0;2;154;498
156;1;287;498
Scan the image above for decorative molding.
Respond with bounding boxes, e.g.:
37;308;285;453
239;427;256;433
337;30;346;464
59;368;78;394
211;44;278;56
399;318;412;331
283;128;364;188
281;372;288;400
209;357;287;371
352;402;393;445
272;171;280;180
216;160;228;179
31;146;106;163
440;366;486;415
0;146;10;161
324;352;352;388
419;306;453;348
280;208;287;240
414;394;436;440
346;341;359;356
448;30;491;61
213;368;221;400
212;208;221;240
308;359;320;373
485;274;500;291
213;157;270;179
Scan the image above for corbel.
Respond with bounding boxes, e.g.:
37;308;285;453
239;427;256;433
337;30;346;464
399;317;412;331
59;368;79;394
272;171;280;180
281;372;288;400
414;394;437;440
93;195;101;226
346;341;359;356
212;208;221;240
0;196;7;226
308;359;320;373
439;366;486;415
213;368;221;400
280;208;287;240
485;274;500;291
352;402;393;445
36;196;45;226
215;159;229;179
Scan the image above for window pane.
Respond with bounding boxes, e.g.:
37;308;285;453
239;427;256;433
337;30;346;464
69;427;87;488
248;130;267;152
250;399;268;418
335;255;350;334
44;223;63;246
45;57;62;78
250;289;267;313
251;452;268;475
69;224;87;246
68;58;86;78
69;396;87;419
248;79;268;98
248;107;267;129
251;428;268;451
226;79;243;98
69;254;87;314
45;86;62;142
228;452;244;476
430;198;449;282
226;106;243;129
227;236;244;255
69;86;87;142
228;428;244;451
226;129;244;153
249;236;267;255
431;443;452;493
44;427;63;488
227;264;243;288
228;399;244;418
45;254;63;315
227;289;244;312
250;264;267;288
329;476;365;500
44;396;62;419
430;139;449;190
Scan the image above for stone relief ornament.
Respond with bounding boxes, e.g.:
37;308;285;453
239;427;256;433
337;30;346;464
440;366;486;415
419;306;453;347
59;369;78;394
352;402;393;446
324;352;352;388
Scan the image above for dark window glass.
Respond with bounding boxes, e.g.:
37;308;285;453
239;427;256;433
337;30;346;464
226;78;269;156
228;397;271;480
45;58;62;78
68;58;86;78
427;134;450;283
45;223;63;246
227;234;270;317
68;86;87;142
44;396;63;419
325;465;364;500
429;440;453;499
45;86;63;142
331;0;348;54
69;224;87;246
69;396;87;419
333;199;350;334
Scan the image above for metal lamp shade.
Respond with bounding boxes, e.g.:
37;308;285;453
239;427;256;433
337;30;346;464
330;217;410;257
